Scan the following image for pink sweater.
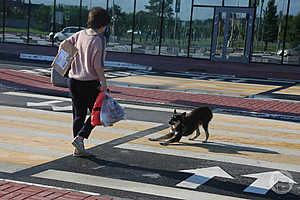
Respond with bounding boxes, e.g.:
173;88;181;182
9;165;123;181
65;30;106;81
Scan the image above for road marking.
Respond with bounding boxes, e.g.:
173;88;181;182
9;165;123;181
51;105;72;111
3;91;71;101
0;163;28;173
177;166;234;189
243;171;297;195
116;143;300;173
33;169;248;200
3;91;300;124
0;105;161;172
211;129;300;145
3;91;189;113
4;91;299;124
213;121;300;135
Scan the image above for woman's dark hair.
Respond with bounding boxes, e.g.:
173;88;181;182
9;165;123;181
87;7;111;29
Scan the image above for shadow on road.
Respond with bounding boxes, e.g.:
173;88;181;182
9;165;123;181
167;141;279;155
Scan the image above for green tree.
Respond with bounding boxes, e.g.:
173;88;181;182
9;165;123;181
32;5;51;31
292;13;300;47
145;0;173;18
145;0;174;41
262;0;278;50
108;5;128;38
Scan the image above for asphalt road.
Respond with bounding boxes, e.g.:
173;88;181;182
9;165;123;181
0;89;299;200
0;60;300;199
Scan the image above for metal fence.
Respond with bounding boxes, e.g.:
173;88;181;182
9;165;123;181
1;0;299;65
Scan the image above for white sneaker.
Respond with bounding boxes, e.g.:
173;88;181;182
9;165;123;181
72;136;85;154
73;148;93;157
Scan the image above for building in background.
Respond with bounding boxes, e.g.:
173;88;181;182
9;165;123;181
0;0;299;66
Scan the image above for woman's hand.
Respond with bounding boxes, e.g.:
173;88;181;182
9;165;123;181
97;84;107;92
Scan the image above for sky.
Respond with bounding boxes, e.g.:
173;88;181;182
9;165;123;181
29;0;300;20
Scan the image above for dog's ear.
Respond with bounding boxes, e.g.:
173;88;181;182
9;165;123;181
174;109;177;114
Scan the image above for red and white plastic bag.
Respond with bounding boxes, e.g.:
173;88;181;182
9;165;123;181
91;91;105;126
100;92;126;127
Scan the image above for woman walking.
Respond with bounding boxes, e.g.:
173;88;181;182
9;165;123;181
59;7;111;157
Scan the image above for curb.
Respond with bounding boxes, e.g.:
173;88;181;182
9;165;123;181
19;53;152;71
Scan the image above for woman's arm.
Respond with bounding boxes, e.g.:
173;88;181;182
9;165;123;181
95;66;107;92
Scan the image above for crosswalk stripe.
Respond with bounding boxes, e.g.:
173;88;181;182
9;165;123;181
131;137;300;166
213;114;300;130
15;68;147;79
1;94;300;175
0;149;54;166
111;75;279;96
0;162;28;173
3;91;71;101
0;141;67;157
275;85;300;94
4;107;297;150
0;105;161;171
212;129;300;145
33;169;248;200
212;121;300;135
117;143;300;173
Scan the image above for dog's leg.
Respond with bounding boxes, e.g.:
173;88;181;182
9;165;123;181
149;129;175;141
202;122;210;143
160;134;182;146
189;127;200;140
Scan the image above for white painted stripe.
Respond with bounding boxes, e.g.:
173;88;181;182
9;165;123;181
18;68;51;74
119;103;188;113
3;92;300;127
212;129;300;145
0;163;29;173
213;121;300;135
18;70;40;74
35;68;51;73
0;105;71;117
0;104;161;126
3;91;71;101
148;133;300;156
0;115;148;137
51;105;72;111
19;53;55;61
105;74;118;78
2;92;180;112
0;114;70;127
107;72;132;77
116;143;300;173
0;141;67;157
105;61;152;71
0;127;108;146
18;55;152;71
0;114;157;136
33;170;248;200
2;91;187;112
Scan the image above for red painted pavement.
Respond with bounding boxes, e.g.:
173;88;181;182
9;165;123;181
0;180;112;200
1;69;300;117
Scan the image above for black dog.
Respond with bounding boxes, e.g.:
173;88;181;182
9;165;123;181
149;107;213;145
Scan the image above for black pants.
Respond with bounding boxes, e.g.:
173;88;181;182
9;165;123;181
68;78;99;139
